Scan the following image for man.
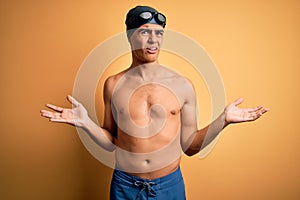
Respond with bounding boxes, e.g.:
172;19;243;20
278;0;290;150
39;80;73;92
40;5;268;200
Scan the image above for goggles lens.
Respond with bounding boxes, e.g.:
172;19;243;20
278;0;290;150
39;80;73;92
156;13;166;22
138;11;166;26
140;12;153;20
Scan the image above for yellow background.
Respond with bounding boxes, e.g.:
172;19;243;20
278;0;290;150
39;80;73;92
1;0;299;199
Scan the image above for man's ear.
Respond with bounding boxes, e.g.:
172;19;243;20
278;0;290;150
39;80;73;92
128;38;133;50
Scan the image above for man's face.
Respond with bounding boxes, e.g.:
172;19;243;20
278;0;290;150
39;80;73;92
129;24;164;64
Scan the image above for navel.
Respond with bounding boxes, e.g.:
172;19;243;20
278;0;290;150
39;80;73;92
144;159;151;165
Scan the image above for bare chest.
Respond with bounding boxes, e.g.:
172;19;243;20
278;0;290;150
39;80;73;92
113;83;182;126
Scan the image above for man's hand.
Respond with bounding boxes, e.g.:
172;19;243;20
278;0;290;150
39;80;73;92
224;98;269;125
40;95;88;128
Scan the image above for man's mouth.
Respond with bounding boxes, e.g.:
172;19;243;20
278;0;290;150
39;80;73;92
146;47;159;54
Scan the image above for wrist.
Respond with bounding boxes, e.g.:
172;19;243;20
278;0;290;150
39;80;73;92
80;116;95;130
221;110;230;128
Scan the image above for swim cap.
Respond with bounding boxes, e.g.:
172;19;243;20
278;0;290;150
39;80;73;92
125;5;166;38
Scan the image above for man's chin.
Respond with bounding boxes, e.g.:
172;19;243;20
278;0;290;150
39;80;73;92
144;53;159;62
144;58;159;64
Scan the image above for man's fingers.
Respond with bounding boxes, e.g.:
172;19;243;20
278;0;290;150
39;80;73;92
41;110;76;124
248;105;263;113
50;118;67;123
233;98;244;106
46;104;63;112
249;107;269;121
250;106;269;114
261;107;269;114
40;110;55;118
41;109;60;119
67;95;80;107
50;117;77;126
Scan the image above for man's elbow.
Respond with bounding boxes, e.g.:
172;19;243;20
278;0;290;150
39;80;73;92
184;148;199;157
106;145;116;152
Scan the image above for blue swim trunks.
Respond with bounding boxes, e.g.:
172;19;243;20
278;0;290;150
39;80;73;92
110;167;186;200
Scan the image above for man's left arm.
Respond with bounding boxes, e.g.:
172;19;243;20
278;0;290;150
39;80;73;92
181;83;269;156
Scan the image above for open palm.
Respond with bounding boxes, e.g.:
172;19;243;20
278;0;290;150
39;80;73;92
225;98;269;124
40;95;88;127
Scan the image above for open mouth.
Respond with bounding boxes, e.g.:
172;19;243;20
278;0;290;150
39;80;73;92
146;47;159;54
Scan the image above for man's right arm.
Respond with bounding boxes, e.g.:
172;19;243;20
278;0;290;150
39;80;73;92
40;77;117;152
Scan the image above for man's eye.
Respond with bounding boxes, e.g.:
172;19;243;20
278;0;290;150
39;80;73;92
156;31;164;36
141;30;150;35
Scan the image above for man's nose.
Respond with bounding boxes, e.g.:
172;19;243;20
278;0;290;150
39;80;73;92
148;32;158;43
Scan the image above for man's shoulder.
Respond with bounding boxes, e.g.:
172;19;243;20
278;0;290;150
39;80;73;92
161;66;194;88
174;76;195;95
104;69;128;93
105;69;129;85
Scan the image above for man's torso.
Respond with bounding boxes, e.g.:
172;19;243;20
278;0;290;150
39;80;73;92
108;64;190;179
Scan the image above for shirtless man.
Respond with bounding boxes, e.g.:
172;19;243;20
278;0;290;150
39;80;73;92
40;5;268;200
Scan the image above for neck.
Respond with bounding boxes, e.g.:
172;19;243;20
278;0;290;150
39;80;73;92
129;61;162;81
130;57;159;69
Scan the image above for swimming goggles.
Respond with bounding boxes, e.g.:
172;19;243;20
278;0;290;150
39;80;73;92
139;11;166;27
128;11;166;28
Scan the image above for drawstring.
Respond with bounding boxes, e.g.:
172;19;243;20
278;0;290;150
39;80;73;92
134;180;157;200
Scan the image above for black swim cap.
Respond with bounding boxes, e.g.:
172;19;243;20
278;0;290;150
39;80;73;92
125;5;166;38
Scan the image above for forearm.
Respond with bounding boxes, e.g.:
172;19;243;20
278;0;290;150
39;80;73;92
81;117;116;152
185;112;228;156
